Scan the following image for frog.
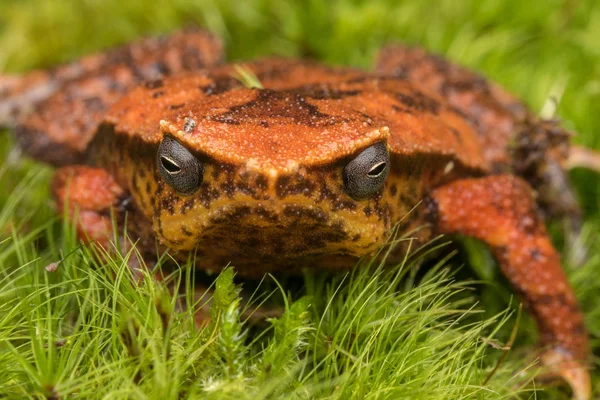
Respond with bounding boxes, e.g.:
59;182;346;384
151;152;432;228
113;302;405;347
0;29;594;399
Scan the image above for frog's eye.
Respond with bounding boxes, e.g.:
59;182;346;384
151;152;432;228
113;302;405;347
343;142;389;200
157;136;204;194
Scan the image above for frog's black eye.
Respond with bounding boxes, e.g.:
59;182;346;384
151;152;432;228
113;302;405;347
157;136;204;194
343;142;389;200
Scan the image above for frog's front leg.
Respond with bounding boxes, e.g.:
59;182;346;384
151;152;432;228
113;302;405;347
426;175;589;400
52;166;127;250
53;166;160;280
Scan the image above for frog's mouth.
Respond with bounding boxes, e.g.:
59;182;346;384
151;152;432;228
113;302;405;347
156;200;389;275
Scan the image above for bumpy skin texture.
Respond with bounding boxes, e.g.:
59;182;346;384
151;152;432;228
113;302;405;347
429;176;590;399
376;45;581;226
52;166;126;250
4;32;590;398
1;29;222;165
90;59;484;274
107;59;486;171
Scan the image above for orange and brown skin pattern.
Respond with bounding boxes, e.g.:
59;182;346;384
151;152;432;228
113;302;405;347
90;58;483;275
1;29;222;165
1;32;590;398
376;45;581;226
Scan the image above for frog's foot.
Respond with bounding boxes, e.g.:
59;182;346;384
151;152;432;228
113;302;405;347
52;166;152;278
427;175;590;399
537;348;591;400
52;166;126;249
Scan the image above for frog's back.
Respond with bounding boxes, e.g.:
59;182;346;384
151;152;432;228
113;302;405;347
1;29;223;165
105;58;489;176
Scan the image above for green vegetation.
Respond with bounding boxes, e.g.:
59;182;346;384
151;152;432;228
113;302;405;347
0;0;598;398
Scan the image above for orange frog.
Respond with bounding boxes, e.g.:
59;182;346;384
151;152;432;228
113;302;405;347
0;29;595;399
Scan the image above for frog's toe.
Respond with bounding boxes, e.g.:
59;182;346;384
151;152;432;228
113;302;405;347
538;348;591;400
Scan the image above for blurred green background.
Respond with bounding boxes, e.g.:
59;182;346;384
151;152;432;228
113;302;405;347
0;0;599;398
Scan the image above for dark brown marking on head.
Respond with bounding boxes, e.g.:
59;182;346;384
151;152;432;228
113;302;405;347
400;193;417;207
395;91;441;114
168;103;185;110
152;91;165;98
303;88;361;100
389;184;398;197
210;89;340;127
330;220;349;242
363;206;372;217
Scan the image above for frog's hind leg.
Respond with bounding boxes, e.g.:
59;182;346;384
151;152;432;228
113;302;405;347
2;29;223;166
426;175;590;400
376;45;586;259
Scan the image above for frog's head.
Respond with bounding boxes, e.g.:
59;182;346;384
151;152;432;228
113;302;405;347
142;88;401;273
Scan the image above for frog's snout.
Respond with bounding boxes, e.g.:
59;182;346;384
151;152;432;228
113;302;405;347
200;201;384;259
155;197;387;269
151;161;391;271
